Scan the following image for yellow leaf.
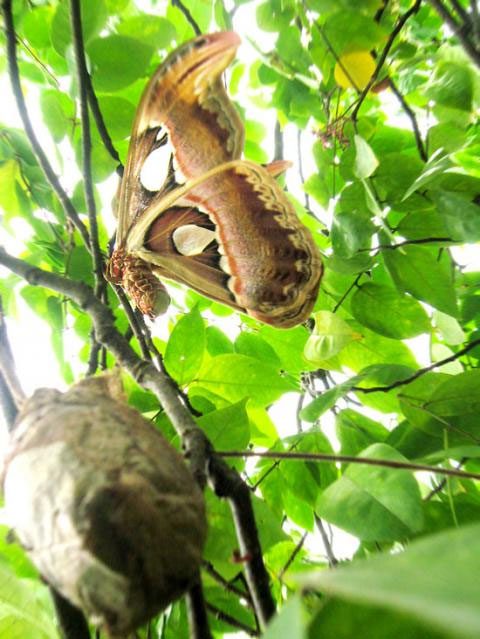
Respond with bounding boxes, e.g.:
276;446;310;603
334;51;376;90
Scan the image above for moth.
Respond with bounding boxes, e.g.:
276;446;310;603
107;32;322;328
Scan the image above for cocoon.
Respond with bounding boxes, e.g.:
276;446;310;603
2;376;207;637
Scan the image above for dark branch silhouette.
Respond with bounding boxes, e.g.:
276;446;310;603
2;0;91;249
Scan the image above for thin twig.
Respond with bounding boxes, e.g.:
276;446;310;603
296;128;311;211
274;120;283;162
0;301;25;421
352;0;422;122
209;456;276;630
427;0;480;69
186;579;213;639
171;0;201;35
69;0;104;292
217;450;480;482
386;77;427;161
2;0;90;249
279;531;307;579
85;73;122;166
332;272;365;313
352;337;480;394
202;561;253;605
205;603;258;636
314;515;338;567
425;458;467;500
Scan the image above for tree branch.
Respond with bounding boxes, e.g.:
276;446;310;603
386;76;427;161
85;73;122;167
426;0;480;69
352;0;422;122
208;456;276;630
1;0;91;250
217;450;480;482
314;515;338;567
206;602;258;636
50;589;91;639
171;0;201;35
186;579;213;639
352;337;480;394
0;248;276;629
0;300;25;427
202;561;253;605
69;0;105;293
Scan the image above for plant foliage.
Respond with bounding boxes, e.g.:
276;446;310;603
1;0;480;638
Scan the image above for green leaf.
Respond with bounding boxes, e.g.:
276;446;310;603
0;562;59;638
300;376;363;422
87;35;154;91
96;96;136;140
301;523;480;638
435;192;480;242
331;210;375;257
316;443;424;541
164;307;205;385
304;311;362;362
235;332;281;366
310;598;449;639
353;135;378;179
0;160;21;215
197;400;250;450
426;61;474;112
116;15;176;48
193;354;297;406
40;90;74;143
50;0;107;56
351;283;431;339
336;409;389;457
263;594;306;639
383;245;458;316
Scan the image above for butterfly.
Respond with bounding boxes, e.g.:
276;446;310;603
107;32;322;328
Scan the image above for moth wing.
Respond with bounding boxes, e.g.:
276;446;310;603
116;32;244;244
127;160;322;328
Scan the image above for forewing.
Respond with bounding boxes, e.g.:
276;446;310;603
116;32;244;244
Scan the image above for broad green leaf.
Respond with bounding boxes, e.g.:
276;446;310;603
331;210;375;257
310;598;449;639
116;15;176;48
50;0;107;55
263;594;306;639
40;90;74;143
235;332;281;366
426;61;474;112
426;369;480;416
383;245;458;316
433;310;465;345
402;151;451;200
353;364;415;414
22;6;53;49
197;400;250;450
351;283;430;339
88;35;154;91
304;311;362;362
353;135;378;179
339;324;418;371
96;96;136;140
0;160;21;215
280;431;337;507
396;210;449;240
435;192;480;242
193;354;297;406
164;307;205;385
316;443;424;541
205;326;233;356
336;409;389;457
301;523;480;638
0;562;58;638
300;375;363;422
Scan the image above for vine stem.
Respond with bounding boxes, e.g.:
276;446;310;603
217;450;480;482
